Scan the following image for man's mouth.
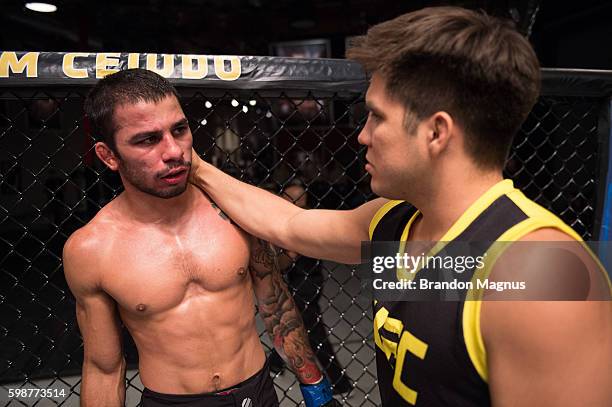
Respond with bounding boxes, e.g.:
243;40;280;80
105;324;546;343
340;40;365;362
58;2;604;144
160;167;188;179
159;166;189;184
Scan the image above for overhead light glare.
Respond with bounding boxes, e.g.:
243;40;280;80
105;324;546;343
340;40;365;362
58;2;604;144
25;2;57;13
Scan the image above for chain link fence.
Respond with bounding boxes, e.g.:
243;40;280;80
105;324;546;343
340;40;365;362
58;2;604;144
1;64;610;406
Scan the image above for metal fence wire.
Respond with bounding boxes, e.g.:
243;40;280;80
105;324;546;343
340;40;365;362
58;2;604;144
0;64;610;406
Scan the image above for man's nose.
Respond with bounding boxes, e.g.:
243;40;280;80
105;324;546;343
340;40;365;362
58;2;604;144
160;134;183;162
357;122;370;146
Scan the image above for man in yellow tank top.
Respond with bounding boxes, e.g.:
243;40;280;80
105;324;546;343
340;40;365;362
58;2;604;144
189;6;612;406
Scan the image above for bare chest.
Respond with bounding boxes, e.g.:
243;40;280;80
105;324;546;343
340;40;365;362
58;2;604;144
101;214;251;315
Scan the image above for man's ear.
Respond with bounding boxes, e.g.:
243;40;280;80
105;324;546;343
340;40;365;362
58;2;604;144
95;142;119;171
425;111;454;157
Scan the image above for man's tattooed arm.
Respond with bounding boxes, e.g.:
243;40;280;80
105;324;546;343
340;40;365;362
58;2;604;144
249;237;323;384
211;202;231;222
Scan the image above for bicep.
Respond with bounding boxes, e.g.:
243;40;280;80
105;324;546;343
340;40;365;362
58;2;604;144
64;242;123;372
484;300;612;406
249;237;284;300
248;238;294;331
485;232;612;405
75;291;124;370
286;197;388;264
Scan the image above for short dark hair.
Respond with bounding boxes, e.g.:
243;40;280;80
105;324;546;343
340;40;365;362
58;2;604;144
347;6;541;169
84;68;179;153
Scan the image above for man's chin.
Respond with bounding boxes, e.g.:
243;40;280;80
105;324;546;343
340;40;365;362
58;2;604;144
138;181;188;199
370;178;385;197
157;182;188;199
370;179;402;201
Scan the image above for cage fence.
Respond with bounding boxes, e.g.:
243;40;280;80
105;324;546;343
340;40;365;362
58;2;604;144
0;57;610;406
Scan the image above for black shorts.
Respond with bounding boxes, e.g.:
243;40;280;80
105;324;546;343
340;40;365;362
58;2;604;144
141;359;279;407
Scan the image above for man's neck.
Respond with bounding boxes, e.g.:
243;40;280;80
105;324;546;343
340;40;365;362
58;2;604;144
410;168;503;241
118;184;197;226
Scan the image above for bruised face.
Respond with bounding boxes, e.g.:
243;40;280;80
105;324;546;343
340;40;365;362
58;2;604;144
102;95;192;199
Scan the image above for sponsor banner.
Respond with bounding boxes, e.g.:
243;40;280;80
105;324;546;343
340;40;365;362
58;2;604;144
0;51;367;92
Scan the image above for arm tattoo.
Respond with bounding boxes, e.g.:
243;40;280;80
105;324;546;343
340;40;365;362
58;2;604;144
250;238;276;280
210;202;231;222
250;238;322;384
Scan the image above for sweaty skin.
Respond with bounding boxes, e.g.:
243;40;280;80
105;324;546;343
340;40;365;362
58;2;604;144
63;93;321;404
65;185;266;393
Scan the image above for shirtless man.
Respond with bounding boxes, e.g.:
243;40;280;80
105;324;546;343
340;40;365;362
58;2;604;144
63;69;338;407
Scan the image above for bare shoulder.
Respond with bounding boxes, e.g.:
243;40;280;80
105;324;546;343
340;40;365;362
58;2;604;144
64;205;116;257
483;227;612;359
63;206;117;290
487;226;609;300
351;197;389;219
483;234;612;403
64;223;101;263
345;197;390;238
519;227;575;242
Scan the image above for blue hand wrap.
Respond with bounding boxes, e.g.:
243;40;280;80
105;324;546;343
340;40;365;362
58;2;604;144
300;376;333;407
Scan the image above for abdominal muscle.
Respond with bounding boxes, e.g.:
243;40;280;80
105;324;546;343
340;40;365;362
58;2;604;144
120;283;267;394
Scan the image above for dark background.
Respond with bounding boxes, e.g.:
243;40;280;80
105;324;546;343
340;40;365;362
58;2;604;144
1;0;612;69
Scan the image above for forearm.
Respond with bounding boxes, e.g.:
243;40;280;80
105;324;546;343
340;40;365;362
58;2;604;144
192;160;301;248
250;239;338;406
265;296;323;384
254;269;322;384
80;359;126;407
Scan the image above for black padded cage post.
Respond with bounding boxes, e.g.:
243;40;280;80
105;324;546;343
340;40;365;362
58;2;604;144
1;52;611;406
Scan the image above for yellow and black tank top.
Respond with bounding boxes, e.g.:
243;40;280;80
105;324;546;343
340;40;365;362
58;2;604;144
368;179;589;406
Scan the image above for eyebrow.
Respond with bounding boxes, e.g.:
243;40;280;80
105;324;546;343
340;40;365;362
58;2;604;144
128;118;189;143
365;101;384;118
173;118;189;128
